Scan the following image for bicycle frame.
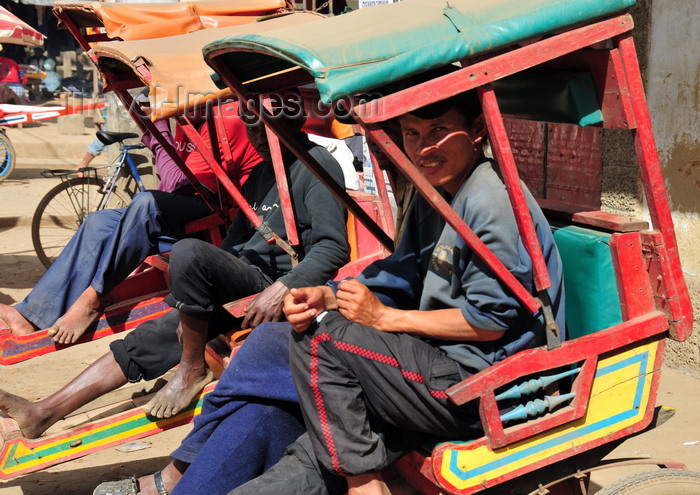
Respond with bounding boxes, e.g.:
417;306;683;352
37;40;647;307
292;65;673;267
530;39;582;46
96;142;148;208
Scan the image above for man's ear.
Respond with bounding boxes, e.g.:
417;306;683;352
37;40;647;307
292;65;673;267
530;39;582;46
471;114;487;144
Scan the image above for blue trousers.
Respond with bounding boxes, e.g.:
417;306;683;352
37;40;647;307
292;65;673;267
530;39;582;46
170;322;305;495
15;191;212;329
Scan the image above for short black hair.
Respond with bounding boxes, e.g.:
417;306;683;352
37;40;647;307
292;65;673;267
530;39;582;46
399;65;481;123
408;91;481;122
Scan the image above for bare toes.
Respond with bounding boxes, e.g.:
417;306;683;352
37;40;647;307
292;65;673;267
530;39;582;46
144;397;164;418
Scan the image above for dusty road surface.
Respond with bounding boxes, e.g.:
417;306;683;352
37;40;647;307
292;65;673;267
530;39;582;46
0;122;699;495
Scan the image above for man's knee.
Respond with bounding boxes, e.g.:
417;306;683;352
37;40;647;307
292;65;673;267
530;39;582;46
81;207;123;233
123;190;159;214
112;191;163;231
240;323;292;361
169;238;217;275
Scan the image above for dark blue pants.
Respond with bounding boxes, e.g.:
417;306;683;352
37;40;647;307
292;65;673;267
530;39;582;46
15;191;211;329
169;322;305;495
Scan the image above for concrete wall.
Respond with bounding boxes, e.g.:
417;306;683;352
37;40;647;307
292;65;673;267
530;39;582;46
601;0;700;376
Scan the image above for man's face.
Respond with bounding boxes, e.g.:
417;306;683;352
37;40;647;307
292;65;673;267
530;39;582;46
399;108;484;195
245;122;271;162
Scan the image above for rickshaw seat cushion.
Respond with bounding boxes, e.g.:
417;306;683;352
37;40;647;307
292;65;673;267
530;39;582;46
552;224;623;340
203;0;636;104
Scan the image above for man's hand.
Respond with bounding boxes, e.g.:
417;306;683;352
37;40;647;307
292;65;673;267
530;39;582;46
241;280;289;329
284;286;334;333
336;279;390;329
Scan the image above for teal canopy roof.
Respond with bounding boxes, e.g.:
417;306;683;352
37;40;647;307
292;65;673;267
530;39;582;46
203;0;635;104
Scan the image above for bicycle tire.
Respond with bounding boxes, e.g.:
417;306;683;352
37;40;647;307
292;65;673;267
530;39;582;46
31;177;132;269
595;469;700;495
0;131;16;184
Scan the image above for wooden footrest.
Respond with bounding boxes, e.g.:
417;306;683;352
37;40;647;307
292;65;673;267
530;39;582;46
0;293;170;366
0;381;216;480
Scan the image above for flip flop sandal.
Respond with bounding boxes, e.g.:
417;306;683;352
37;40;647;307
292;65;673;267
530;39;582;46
92;475;139;495
153;470;169;495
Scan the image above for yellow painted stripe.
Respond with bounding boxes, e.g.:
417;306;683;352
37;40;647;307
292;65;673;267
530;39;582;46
438;341;658;491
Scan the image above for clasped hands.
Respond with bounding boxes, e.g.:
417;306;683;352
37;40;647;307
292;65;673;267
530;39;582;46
283;279;388;333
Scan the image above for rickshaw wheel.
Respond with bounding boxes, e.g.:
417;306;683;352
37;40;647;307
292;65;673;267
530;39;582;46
0;130;16;184
596;469;700;494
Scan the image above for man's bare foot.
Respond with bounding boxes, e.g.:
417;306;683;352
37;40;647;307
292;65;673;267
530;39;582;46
347;473;392;495
0;304;37;335
0;389;54;439
46;288;110;344
144;365;213;419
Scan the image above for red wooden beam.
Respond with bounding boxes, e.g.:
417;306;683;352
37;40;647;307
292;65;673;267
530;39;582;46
263;96;300;247
447;310;668;405
355;14;635;124
479;86;553;293
616;35;693;339
610;232;656;320
364;125;541;313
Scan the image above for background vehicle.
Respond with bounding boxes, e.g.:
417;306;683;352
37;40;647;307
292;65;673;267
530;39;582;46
0;128;15;184
0;5;43;183
30;130;147;268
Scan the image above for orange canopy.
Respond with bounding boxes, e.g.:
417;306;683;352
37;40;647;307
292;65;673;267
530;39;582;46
53;0;288;41
90;12;323;120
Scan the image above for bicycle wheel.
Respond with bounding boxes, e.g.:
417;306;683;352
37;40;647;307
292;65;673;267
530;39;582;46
0;131;16;184
596;469;700;494
31;177;131;269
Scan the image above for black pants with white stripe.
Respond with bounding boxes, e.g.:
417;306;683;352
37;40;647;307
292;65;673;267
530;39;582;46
289;310;482;477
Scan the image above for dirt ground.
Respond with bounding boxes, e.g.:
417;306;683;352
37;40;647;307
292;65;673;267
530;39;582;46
0;126;699;495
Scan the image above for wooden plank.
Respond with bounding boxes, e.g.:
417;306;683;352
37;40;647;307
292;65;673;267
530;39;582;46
537;200;649;232
546;124;603;209
0;294;170;366
0;382;216;480
571;210;649;232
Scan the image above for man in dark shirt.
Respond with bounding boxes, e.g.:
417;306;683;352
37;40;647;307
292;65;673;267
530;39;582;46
145;103;350;417
0;94;349;439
